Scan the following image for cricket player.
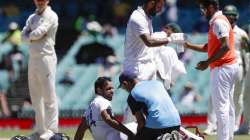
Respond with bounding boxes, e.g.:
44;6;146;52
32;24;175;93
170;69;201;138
239;50;250;134
204;4;250;135
123;0;186;81
224;4;249;131
235;24;250;134
185;0;238;139
123;0;186;126
118;73;181;140
74;77;135;140
21;0;59;139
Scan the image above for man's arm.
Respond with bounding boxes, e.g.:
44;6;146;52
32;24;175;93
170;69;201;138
207;37;230;64
101;109;135;138
28;18;53;41
140;33;186;47
184;42;207;52
140;34;170;47
74;117;89;140
196;37;230;71
134;111;145;132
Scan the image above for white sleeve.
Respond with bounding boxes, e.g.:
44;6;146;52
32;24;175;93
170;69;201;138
29;15;57;40
97;98;111;112
130;17;150;37
212;19;231;39
21;17;32;42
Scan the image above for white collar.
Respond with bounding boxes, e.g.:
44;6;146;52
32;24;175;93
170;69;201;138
36;6;51;16
137;6;151;19
209;11;223;25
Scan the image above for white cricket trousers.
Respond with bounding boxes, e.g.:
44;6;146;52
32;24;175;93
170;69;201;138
28;55;58;134
207;63;243;131
233;63;244;129
242;64;250;126
210;63;238;140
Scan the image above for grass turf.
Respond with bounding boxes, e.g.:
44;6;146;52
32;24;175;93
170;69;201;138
0;128;250;140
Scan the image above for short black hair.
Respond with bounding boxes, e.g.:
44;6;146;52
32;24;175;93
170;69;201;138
143;0;159;4
118;72;137;88
94;77;111;94
197;0;219;9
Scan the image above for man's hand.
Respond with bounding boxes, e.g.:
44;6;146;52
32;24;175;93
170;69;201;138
196;61;209;71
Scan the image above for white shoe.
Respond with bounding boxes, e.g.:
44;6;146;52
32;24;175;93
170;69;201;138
203;127;217;135
40;130;54;140
28;132;40;140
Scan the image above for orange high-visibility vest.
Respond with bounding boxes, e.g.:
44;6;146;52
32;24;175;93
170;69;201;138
208;15;236;69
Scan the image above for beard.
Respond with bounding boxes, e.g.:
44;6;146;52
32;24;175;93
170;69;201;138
149;9;157;16
149;4;158;17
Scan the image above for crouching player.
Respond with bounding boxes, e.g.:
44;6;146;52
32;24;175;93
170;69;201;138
118;73;181;140
119;72;205;140
74;77;135;140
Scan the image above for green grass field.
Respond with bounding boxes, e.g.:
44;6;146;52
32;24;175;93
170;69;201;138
0;128;250;140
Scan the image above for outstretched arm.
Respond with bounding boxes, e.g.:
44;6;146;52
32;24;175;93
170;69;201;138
140;34;170;47
74;117;89;140
184;42;207;52
140;33;186;47
101;109;135;138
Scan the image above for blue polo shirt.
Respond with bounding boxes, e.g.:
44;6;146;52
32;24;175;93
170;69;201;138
127;80;181;129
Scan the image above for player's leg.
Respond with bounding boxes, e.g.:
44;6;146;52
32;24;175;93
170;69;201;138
210;65;236;140
28;59;46;135
239;68;250;133
233;64;243;130
204;94;217;135
38;56;58;134
229;83;236;138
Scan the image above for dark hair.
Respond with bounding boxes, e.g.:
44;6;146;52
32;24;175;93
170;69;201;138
94;77;111;94
143;0;159;4
197;0;219;9
119;72;137;85
165;23;182;33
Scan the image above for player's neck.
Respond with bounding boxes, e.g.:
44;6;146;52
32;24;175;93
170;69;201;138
231;23;236;28
37;5;48;15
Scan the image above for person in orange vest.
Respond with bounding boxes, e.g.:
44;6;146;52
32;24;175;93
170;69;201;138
184;0;239;140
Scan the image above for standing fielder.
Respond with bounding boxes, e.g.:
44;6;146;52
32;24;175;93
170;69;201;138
21;0;59;139
223;5;249;131
235;21;250;135
123;0;185;124
185;0;238;139
205;4;250;135
123;0;186;81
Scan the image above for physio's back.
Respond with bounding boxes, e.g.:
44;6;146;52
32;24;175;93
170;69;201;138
131;80;181;128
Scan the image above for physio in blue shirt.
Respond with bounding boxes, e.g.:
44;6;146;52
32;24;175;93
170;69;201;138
119;72;181;140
